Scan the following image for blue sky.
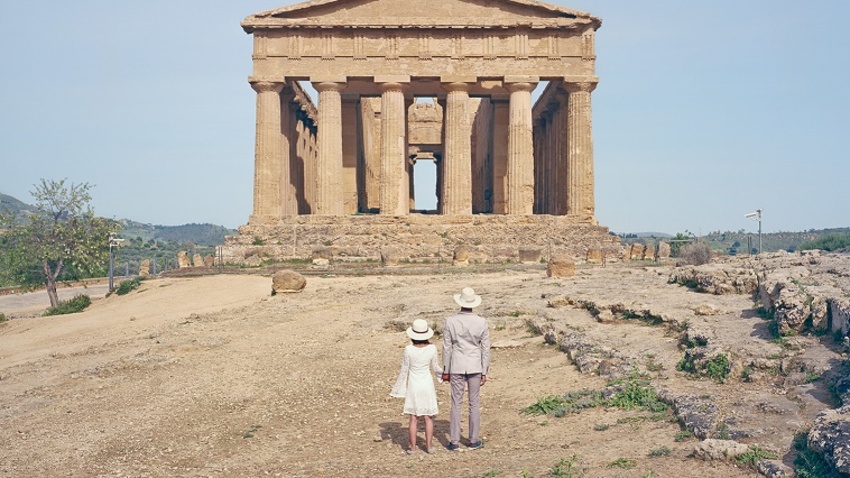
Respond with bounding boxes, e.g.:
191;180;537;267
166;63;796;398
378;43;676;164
1;1;847;234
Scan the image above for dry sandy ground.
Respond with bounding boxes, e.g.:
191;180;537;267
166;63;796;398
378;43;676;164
1;265;827;477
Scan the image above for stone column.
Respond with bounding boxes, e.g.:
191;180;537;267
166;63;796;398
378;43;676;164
564;81;597;221
279;92;297;216
249;78;285;223
312;81;346;215
506;79;537;215
492;99;509;214
441;82;473;215
378;80;408;215
342;96;360;214
553;90;569;216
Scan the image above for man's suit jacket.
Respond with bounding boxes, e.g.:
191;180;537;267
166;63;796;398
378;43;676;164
442;310;490;375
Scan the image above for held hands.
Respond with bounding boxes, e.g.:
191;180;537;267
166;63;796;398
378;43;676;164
440;373;487;385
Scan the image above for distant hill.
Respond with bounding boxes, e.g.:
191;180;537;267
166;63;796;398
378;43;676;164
0;192;35;216
1;192;236;247
116;219;237;247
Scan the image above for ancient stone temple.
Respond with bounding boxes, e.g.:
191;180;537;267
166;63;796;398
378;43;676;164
223;0;622;264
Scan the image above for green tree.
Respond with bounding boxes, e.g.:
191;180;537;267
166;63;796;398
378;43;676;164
0;179;118;308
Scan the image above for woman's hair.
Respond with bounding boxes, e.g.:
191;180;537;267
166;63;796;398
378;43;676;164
411;339;430;345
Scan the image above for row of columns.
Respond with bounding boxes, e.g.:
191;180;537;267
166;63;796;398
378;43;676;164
533;80;596;219
249;75;594;221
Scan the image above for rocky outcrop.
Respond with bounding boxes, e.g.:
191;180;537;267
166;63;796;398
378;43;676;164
809;405;850;475
669;264;758;295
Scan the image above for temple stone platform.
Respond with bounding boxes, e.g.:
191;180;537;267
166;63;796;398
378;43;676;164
221;215;622;265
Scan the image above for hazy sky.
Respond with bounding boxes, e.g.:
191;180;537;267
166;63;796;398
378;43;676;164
1;1;847;234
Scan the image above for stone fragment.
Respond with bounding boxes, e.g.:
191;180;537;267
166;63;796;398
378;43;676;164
518;247;541;264
453;246;469;267
547;256;575;278
204;255;215;267
692;303;721;316
586;248;603;264
692;439;750;461
630;243;645;260
272;270;307;294
381;249;400;266
177;251;191;268
139;259;150;277
644;244;656;261
657;242;672;259
312;247;333;267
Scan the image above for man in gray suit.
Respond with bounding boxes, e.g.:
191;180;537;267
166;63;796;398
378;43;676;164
441;287;490;451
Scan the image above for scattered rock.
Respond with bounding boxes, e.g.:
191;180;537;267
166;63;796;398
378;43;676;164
809;405;850;475
692;439;750;461
272;270;307;294
547;256;575;278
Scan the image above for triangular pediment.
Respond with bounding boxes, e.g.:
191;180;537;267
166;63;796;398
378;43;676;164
243;0;600;32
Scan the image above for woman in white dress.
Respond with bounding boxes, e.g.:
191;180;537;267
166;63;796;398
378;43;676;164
390;319;443;454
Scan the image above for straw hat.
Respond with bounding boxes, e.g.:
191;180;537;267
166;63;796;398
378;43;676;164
454;287;482;308
406;319;434;340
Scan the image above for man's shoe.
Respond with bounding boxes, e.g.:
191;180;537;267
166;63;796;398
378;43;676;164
447;442;461;451
467;440;484;450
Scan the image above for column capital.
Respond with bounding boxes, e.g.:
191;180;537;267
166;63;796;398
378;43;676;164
441;82;471;93
312;81;347;93
249;77;285;93
379;81;407;93
505;82;536;94
562;81;598;94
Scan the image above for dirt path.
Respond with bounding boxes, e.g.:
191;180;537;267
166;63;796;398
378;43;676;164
1;267;821;477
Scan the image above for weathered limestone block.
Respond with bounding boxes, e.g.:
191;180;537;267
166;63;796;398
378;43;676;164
272;270;307;294
670;264;758;295
177;251;191;268
547;256;575;278
809;405;850;475
193;254;204;267
204;255;215;267
644;244;657;261
244;255;263;267
630;243;645;260
586;248;603;264
453;246;469;267
381;248;400;266
657;391;721;440
518;247;541;264
756;460;794;478
657;242;672;259
139;259;150;277
692;439;750;461
692;303;721;316
832;298;850;336
312;247;333;267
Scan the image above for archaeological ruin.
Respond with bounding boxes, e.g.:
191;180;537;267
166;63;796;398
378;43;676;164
222;0;622;265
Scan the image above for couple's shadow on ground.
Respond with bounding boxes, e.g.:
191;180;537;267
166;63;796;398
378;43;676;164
379;419;452;451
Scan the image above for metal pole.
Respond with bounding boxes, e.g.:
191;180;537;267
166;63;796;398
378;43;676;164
109;243;114;291
758;209;763;255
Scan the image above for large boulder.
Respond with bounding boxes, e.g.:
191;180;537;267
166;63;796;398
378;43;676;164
272;270;307;294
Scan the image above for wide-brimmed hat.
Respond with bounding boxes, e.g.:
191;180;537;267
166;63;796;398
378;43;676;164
454;287;482;309
406;319;434;340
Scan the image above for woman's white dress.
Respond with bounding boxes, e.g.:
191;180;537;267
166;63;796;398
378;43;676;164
390;344;442;416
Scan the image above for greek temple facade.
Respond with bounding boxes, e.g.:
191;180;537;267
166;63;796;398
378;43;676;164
227;0;621;263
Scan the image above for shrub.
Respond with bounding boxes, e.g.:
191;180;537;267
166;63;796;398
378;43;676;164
794;431;833;478
736;446;778;469
0;312;6;323
43;294;91;316
115;277;143;296
799;233;850;252
677;241;712;265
